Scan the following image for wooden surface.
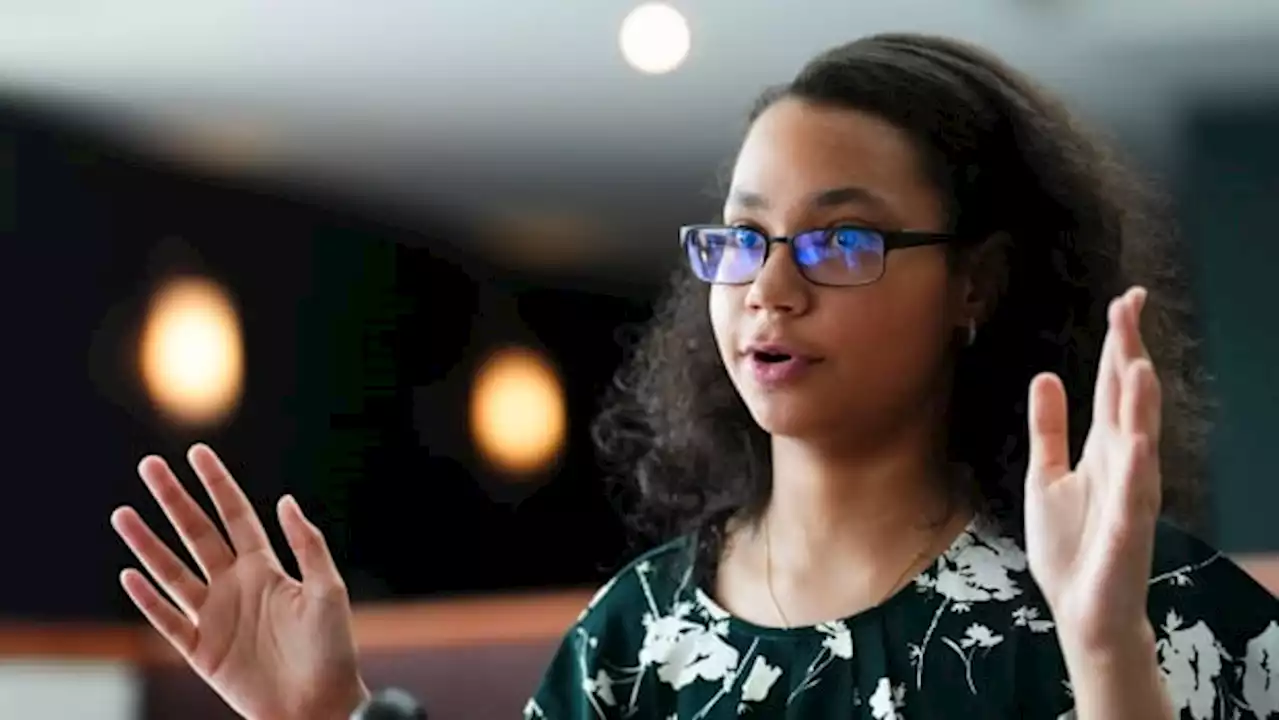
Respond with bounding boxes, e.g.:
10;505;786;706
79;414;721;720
0;621;149;662
0;555;1272;662
0;588;595;663
1236;553;1278;600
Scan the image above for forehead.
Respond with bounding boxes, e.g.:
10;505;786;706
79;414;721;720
727;98;943;228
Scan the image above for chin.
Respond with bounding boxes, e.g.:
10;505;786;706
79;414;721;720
742;393;831;439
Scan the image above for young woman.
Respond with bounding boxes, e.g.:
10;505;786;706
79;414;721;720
111;34;1275;719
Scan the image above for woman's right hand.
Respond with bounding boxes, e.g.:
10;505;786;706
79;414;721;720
111;444;368;720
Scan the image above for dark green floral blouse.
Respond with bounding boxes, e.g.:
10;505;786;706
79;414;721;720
526;517;1277;719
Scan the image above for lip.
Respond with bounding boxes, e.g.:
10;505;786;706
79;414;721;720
740;342;821;387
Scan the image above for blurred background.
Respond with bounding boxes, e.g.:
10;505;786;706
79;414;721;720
0;1;1275;718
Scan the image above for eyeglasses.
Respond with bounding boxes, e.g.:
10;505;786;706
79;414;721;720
680;224;959;287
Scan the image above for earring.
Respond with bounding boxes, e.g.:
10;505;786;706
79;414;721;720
966;318;978;347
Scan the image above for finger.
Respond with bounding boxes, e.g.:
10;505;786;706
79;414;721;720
1091;296;1125;429
1132;287;1150;357
1110;356;1162;530
1112;432;1162;528
138;455;236;578
1114;287;1150;366
111;506;208;618
278;495;347;599
1120;358;1162;444
187;444;275;559
119;568;198;659
1027;372;1071;483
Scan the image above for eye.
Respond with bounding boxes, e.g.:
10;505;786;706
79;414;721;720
830;227;876;249
728;225;766;249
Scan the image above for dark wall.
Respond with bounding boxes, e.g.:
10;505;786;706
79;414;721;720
0;103;645;620
1177;102;1279;553
2;92;1274;622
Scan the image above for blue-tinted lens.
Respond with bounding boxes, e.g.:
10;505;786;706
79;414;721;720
684;227;767;284
792;227;885;285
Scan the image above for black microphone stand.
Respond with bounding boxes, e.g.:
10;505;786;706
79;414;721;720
349;687;429;720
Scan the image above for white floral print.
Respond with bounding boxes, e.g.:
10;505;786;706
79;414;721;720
816;620;854;659
528;519;1276;719
639;611;738;690
1157;610;1225;719
787;620;854;704
1012;605;1055;633
911;518;1027;687
1240;621;1278;717
932;527;1027;603
740;657;782;703
868;677;907;719
941;623;1005;693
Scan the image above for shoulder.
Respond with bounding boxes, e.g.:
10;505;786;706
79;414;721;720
524;537;696;719
1146;520;1278;719
1147;519;1276;627
989;518;1277;717
573;535;696;630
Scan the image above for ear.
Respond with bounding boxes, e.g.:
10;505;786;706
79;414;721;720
956;232;1012;332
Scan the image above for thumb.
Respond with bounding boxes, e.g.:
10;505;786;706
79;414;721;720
278;495;347;598
1027;372;1071;486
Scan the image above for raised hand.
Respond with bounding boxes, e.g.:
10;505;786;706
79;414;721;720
1023;287;1162;652
112;445;368;720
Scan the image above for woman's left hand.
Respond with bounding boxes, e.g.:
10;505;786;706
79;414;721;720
1023;286;1162;654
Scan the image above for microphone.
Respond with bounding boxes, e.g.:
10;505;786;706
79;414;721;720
350;688;429;720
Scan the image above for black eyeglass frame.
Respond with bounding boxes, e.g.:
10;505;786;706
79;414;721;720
679;223;969;287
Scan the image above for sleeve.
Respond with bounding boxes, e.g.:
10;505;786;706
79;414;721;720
524;619;599;720
1146;521;1278;720
524;559;653;720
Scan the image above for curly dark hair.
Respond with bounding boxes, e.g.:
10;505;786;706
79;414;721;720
592;33;1210;579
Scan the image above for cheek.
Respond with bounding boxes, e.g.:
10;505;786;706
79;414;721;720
708;286;742;364
822;266;956;387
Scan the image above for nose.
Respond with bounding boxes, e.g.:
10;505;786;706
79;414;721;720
744;240;811;316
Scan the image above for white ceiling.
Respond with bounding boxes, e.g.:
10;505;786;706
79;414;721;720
1;0;1275;280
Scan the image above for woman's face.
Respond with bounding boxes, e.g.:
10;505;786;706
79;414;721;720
710;98;969;444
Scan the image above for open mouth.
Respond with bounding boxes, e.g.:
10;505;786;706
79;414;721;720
752;350;794;364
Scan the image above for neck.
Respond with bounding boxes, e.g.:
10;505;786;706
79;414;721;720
760;426;961;573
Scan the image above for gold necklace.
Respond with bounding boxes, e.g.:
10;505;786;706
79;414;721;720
763;515;949;630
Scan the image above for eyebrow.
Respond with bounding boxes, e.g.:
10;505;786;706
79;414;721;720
727;186;890;212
